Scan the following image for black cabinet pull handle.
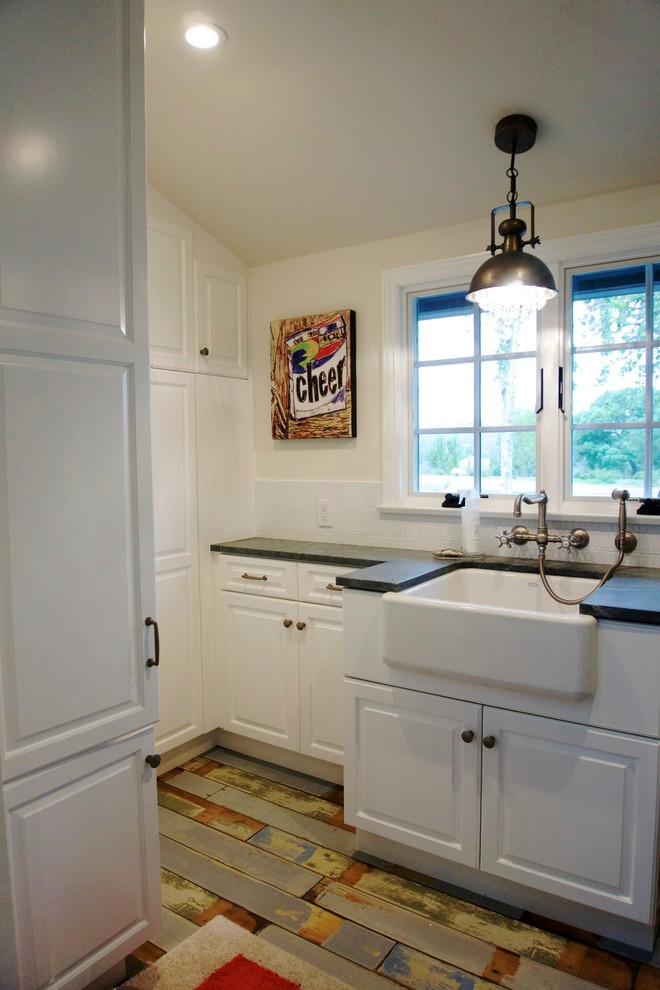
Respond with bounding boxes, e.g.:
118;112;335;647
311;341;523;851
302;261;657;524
483;735;496;749
461;730;475;743
145;753;161;769
145;616;160;667
200;347;210;356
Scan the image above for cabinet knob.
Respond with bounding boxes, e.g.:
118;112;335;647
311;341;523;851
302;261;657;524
199;347;210;356
145;753;161;769
461;730;475;743
296;621;306;631
283;618;293;628
482;735;497;749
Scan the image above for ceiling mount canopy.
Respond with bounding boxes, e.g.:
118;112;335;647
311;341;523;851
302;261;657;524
466;114;557;320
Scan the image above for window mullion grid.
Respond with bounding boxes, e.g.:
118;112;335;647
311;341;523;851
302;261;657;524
645;264;655;496
411;296;421;493
474;307;481;492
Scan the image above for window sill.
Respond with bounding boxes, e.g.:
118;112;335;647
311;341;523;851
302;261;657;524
377;502;660;525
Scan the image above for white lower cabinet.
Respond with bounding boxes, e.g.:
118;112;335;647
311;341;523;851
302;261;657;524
216;556;349;765
346;681;481;865
480;707;660;921
4;728;160;990
346;679;660;923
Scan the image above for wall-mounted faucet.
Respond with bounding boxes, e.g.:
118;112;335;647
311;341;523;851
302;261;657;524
496;488;637;605
498;489;589;552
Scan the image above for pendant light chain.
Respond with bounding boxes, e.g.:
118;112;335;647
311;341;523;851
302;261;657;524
506;141;518;210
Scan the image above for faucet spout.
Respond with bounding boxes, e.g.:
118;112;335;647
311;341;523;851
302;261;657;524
511;489;549;544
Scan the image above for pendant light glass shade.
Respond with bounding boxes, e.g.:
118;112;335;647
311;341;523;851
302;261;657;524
468;115;557;320
467;237;557;318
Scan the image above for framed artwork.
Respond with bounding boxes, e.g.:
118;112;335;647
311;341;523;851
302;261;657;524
270;309;356;439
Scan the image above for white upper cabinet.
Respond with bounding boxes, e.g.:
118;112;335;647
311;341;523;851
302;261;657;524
194;260;248;377
148;217;195;370
147;220;248;378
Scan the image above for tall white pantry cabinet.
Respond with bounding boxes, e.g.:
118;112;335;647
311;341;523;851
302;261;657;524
147;213;250;756
0;4;160;990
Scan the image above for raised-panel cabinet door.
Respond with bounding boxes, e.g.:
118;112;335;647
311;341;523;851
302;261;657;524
298;603;344;764
0;356;158;779
151;370;203;751
147;217;195;370
0;0;157;783
4;728;161;990
344;680;481;866
480;707;660;922
194;261;248;378
219;592;299;751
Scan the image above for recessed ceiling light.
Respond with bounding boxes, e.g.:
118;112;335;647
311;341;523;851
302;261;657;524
185;22;227;49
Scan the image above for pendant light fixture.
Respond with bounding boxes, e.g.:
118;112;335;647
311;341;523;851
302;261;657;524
466;114;557;320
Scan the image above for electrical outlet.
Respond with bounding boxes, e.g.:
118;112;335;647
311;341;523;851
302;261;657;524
317;498;333;527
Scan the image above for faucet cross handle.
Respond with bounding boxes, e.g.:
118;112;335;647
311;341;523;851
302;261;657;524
496;532;513;548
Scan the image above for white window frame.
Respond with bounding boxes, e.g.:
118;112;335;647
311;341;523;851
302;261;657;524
381;221;660;520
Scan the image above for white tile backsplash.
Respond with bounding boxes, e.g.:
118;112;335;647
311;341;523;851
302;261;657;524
255;479;660;567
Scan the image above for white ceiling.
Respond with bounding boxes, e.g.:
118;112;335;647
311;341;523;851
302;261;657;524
144;0;660;268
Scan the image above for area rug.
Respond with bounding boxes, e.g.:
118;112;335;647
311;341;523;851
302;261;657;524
121;916;353;990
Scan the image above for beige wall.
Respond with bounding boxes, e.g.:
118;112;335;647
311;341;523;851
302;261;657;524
250;184;660;482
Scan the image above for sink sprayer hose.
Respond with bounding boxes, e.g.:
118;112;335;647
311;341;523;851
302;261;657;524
537;489;630;605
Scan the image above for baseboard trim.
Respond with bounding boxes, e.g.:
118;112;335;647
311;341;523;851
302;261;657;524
156;731;217;775
212;729;344;785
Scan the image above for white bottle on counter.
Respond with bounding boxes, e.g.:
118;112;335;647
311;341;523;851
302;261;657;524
461;489;482;555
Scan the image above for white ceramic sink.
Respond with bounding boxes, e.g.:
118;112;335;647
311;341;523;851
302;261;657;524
381;568;598;699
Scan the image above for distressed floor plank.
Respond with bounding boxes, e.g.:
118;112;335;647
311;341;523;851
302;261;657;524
161;767;228;800
198;764;348;825
248;823;353;877
205;746;338;797
637;967;660;990
160;866;219;920
146;752;655;990
315;880;495;976
213;783;357;856
378;942;497;990
159;780;264;839
350;865;567;965
258;924;397;989
160;834;343;944
159;805;320;897
149;906;199;952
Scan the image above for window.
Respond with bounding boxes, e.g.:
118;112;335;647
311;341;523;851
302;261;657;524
568;261;660;498
382;223;660;517
414;290;537;495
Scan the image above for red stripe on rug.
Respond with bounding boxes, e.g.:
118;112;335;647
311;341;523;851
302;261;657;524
194;953;302;990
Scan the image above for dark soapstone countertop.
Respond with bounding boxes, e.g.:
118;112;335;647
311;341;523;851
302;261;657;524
211;537;660;626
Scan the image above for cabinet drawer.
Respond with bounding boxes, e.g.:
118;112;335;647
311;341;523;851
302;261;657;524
298;562;355;606
217;554;298;599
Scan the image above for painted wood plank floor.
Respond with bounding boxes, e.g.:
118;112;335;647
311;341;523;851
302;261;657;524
125;747;660;990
